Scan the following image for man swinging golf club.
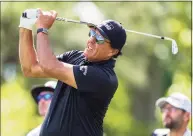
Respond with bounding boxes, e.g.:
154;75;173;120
19;8;126;136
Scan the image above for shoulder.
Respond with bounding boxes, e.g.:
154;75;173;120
63;50;83;57
184;129;192;136
98;66;118;91
101;66;118;84
26;125;42;136
57;50;83;61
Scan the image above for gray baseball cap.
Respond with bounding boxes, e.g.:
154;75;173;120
156;92;191;113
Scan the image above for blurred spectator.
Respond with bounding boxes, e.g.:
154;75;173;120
27;81;56;136
152;92;191;136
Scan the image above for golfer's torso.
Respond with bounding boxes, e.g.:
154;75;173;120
40;88;105;136
40;50;112;136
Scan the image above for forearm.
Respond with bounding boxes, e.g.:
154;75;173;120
19;28;38;74
36;32;58;70
36;32;76;87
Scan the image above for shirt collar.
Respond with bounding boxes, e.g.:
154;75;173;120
82;57;116;68
183;129;191;136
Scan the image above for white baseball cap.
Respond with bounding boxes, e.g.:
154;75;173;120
44;81;57;89
31;81;57;103
156;92;191;113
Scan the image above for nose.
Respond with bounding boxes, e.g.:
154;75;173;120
163;110;172;117
89;36;96;44
38;98;46;104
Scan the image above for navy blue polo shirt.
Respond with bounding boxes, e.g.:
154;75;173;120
39;50;118;136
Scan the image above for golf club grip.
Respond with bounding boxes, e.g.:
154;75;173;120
22;11;88;24
22;12;89;25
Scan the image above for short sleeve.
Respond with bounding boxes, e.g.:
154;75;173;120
73;65;116;92
56;51;72;62
56;50;83;63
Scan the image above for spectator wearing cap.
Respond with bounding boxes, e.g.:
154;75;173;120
19;8;127;136
152;92;191;136
31;81;56;116
26;81;56;136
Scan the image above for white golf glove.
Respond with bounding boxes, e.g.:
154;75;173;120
18;9;39;30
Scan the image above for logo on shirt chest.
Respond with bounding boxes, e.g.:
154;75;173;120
80;66;88;76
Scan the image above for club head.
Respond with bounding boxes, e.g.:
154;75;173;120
171;40;178;55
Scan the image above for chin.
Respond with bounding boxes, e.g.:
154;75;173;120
84;51;92;61
83;49;89;56
164;122;173;129
39;109;46;116
165;124;172;129
40;112;45;116
83;51;88;57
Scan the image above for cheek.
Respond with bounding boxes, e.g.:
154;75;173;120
45;101;51;107
162;113;167;120
168;113;179;121
97;45;109;53
38;102;44;108
173;112;183;120
38;101;47;108
95;46;107;57
87;40;90;45
162;112;171;119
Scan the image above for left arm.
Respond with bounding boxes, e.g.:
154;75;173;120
36;9;77;88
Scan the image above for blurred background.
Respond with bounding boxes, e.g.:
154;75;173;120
1;1;192;136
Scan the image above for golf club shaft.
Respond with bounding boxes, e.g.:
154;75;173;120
55;17;174;42
55;16;178;54
56;17;89;25
125;29;173;41
22;11;176;42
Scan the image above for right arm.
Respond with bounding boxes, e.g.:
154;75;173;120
19;28;49;78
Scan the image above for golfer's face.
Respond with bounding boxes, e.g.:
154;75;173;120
84;28;114;61
38;91;53;116
161;103;185;129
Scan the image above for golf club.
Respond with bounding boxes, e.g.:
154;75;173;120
55;17;178;55
22;11;178;55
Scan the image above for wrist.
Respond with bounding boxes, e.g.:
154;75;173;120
37;28;48;35
37;25;49;29
19;22;33;30
19;27;32;32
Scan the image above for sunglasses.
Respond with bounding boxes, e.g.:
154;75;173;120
161;107;185;113
88;29;110;44
37;93;53;102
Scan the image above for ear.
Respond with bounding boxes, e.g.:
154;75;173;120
107;49;119;57
183;112;190;122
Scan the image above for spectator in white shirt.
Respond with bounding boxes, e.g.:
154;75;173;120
152;92;191;136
